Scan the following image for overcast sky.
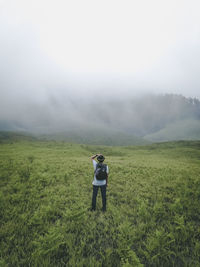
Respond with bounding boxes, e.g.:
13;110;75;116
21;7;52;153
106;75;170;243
1;0;200;116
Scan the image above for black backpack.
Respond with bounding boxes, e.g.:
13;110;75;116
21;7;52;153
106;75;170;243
95;163;108;180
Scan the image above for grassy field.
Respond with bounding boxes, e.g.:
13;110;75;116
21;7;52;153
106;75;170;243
0;139;200;266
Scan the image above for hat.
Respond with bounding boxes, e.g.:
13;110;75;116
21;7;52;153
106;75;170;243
97;154;105;162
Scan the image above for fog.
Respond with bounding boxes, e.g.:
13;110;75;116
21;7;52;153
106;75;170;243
0;0;200;134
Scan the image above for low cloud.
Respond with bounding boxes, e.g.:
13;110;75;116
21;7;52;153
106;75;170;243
1;0;200;131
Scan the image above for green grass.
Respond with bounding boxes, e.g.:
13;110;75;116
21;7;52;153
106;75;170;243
0;140;200;266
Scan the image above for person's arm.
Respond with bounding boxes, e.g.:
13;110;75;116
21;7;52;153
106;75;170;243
106;165;109;186
90;154;99;160
106;174;108;187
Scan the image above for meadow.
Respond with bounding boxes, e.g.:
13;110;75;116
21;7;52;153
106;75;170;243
0;139;200;266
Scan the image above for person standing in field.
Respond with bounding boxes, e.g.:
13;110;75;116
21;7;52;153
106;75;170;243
90;154;109;212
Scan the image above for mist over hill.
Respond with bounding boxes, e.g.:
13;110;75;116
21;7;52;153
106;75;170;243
0;93;200;144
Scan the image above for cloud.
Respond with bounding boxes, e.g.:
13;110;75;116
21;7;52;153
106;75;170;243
0;0;200;125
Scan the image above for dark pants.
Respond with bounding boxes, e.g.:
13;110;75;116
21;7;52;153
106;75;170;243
92;185;107;211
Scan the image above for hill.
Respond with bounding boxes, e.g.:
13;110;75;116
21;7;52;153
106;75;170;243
1;139;200;266
0;94;200;143
145;119;200;142
0;131;37;143
39;127;150;146
0;130;149;146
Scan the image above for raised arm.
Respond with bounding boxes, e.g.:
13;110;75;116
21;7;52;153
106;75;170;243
91;154;98;160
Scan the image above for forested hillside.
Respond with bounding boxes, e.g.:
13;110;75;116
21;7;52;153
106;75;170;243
0;94;200;144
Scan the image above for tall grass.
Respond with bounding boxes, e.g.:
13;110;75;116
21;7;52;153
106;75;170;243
0;140;200;266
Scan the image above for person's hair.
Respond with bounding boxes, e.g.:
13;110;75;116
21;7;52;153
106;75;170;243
97;155;105;162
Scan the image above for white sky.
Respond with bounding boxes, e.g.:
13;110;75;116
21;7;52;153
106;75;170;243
0;0;200;101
